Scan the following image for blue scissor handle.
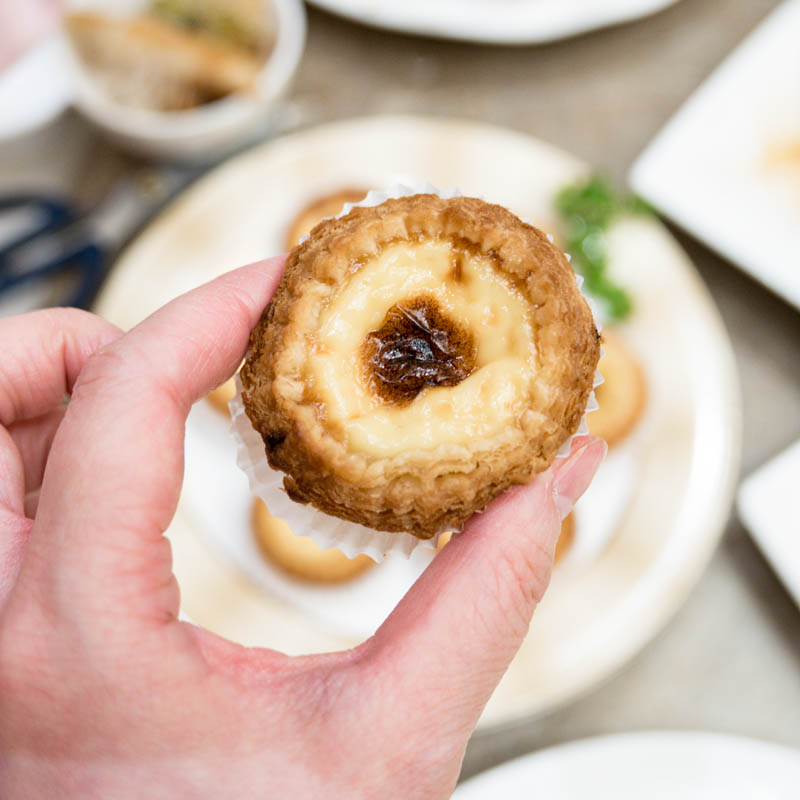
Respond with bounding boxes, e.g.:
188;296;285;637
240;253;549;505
0;243;106;310
0;195;75;261
0;195;107;310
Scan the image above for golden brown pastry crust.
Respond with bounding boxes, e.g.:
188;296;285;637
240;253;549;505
243;194;600;538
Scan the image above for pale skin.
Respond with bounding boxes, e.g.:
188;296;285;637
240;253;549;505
0;256;605;798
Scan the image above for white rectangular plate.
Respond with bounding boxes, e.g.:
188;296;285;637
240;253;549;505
738;439;800;610
630;0;800;310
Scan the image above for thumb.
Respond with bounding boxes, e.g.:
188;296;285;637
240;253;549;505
360;436;606;735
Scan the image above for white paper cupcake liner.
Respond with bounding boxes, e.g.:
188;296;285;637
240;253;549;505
230;181;602;562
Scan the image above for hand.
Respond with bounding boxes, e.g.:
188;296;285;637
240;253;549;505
0;0;63;71
0;257;605;799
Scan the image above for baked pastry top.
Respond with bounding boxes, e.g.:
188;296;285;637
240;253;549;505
243;194;600;538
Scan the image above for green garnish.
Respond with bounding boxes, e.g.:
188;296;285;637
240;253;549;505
555;175;652;320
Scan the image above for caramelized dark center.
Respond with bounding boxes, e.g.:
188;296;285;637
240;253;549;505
362;296;477;405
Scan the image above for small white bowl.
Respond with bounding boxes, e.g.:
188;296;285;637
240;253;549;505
0;34;74;141
65;0;306;161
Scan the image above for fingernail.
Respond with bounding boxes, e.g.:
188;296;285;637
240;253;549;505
552;438;607;519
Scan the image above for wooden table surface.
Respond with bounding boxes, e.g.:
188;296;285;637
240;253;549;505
1;0;798;783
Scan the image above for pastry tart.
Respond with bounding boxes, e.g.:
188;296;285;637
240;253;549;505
206;375;237;415
242;194;600;539
252;499;374;583
587;329;646;447
554;512;575;565
285;188;368;249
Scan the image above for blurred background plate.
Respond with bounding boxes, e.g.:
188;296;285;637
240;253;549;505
94;114;740;727
304;0;682;44
454;731;800;798
630;0;800;310
0;33;74;141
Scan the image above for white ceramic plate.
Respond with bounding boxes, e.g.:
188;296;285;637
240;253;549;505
306;0;681;44
454;731;800;798
738;438;800;611
630;0;800;311
94;115;741;727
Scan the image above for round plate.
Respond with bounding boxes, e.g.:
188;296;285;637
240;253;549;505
454;732;800;798
94;115;741;727
305;0;681;45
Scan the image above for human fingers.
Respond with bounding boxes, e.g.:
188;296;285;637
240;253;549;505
0;309;120;602
361;436;606;738
0;308;120;428
0;307;119;516
0;427;32;607
21;256;286;626
0;0;62;70
8;407;66;498
550;434;602;519
0;428;24;517
0;307;118;510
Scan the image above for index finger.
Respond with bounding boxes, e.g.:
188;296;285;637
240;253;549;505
0;308;120;428
18;256;286;625
0;308;120;516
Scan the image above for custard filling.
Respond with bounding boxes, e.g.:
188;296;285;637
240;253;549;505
305;239;535;457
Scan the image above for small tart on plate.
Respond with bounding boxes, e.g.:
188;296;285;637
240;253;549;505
206;375;237;415
554;512;575;564
285;188;368;249
242;194;600;538
252;499;374;583
588;329;646;447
